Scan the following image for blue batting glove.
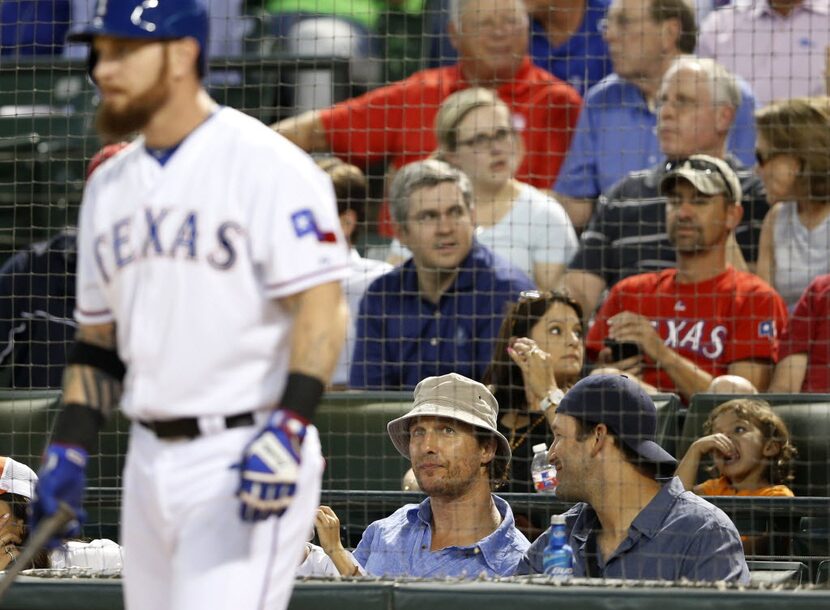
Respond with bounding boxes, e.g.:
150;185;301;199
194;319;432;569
237;410;307;522
29;444;88;547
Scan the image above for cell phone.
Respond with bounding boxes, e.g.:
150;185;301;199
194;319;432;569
604;338;641;362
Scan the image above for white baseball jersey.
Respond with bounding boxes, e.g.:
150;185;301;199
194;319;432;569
75;107;349;420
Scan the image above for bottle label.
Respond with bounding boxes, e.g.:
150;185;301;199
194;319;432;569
532;467;558;492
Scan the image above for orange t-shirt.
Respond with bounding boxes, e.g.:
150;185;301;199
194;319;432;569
697;476;794;497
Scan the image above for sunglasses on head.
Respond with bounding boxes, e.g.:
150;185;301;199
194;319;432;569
664;158;736;202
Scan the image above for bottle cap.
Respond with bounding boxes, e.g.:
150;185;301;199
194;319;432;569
532;443;547;453
551;514;566;526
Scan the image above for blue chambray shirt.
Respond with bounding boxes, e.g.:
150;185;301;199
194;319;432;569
515;477;750;583
554;74;758;199
353;495;529;578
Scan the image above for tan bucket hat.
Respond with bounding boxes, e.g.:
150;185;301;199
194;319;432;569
386;373;511;463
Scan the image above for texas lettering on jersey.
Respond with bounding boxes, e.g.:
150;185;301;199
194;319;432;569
93;207;245;283
656;318;728;360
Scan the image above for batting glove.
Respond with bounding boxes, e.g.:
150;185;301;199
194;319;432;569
29;444;88;547
237;410;308;522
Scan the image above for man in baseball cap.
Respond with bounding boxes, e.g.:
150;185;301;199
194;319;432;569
584;153;787;402
315;373;528;578
516;374;749;582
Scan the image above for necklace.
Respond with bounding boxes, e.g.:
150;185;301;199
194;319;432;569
506;413;548;452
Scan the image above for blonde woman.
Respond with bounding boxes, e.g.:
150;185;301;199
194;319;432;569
755;97;830;309
387;88;578;290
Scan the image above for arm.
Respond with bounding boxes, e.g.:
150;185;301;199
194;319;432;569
726;359;772;393
315;505;365;576
755;204;778;286
532;262;566;292
555;194;595;233
271;111;330;152
281;281;348;385
768;353;808;393
30;322;122;540
563;270;606;319
608;311;714;400
675;434;736;492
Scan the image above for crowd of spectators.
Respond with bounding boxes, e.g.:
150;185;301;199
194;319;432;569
2;0;830;589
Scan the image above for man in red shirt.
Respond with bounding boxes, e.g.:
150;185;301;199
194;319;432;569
586;155;788;401
272;0;582;234
769;274;830;394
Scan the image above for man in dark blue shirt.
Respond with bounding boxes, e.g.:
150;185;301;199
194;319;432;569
516;374;749;582
349;160;535;390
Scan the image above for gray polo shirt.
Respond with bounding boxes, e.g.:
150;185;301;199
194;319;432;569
516;477;750;583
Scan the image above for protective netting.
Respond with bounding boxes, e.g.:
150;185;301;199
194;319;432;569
0;0;828;592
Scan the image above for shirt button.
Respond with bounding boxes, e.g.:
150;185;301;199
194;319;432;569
648;155;657;164
430;338;438;346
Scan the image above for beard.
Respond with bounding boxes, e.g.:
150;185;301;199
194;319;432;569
95;55;171;141
412;459;480;500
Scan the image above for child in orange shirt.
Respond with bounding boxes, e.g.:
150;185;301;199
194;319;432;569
677;398;797;497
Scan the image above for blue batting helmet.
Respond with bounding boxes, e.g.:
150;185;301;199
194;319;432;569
67;0;209;77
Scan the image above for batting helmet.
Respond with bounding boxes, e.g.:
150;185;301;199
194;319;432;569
67;0;209;77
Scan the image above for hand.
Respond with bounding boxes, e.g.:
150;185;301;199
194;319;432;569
608;312;664;361
29;444;88;548
507;338;559;409
0;514;22;570
315;505;344;556
690;433;737;460
237;409;308;522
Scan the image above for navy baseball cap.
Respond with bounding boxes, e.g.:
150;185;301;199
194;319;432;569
555;374;677;470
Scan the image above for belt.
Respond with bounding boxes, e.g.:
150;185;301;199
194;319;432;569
138;411;256;439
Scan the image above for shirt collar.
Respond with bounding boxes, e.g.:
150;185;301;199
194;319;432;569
754;0;826;18
570;477;686;542
412;494;518;572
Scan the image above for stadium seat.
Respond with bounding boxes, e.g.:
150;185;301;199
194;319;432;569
678;394;830;497
316;392;412;492
817;560;830;586
652;393;682;459
746;560;809;586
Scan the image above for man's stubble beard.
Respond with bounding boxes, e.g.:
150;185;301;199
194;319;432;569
95;54;171;141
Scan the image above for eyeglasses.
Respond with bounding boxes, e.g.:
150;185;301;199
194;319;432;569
457;128;514;152
664;158;736;203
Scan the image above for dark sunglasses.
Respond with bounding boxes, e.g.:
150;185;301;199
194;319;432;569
664;158;736;202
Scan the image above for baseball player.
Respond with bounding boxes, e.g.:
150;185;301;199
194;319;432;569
28;2;349;610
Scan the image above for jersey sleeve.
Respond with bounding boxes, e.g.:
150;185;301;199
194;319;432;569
552;101;601;198
254;159;350;299
74;183;115;325
779;278;818;358
727;283;788;364
318;82;407;168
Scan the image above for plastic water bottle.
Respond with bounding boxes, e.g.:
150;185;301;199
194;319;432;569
542;514;574;578
530;443;557;494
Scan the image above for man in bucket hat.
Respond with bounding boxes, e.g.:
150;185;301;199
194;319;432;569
516;374;749;582
315;373;529;577
585;154;787;401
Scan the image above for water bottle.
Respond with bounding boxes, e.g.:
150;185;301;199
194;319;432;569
542;514;574;578
530;443;557;494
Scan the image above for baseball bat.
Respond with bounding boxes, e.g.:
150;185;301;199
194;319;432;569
0;502;75;603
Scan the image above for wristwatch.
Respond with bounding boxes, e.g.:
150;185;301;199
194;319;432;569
539;389;565;413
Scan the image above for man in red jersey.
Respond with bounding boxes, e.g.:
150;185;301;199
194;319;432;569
585;155;788;401
271;0;582;235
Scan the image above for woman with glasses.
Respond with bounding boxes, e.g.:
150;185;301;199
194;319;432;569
387;88;578;290
755;97;830;310
481;290;584;534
